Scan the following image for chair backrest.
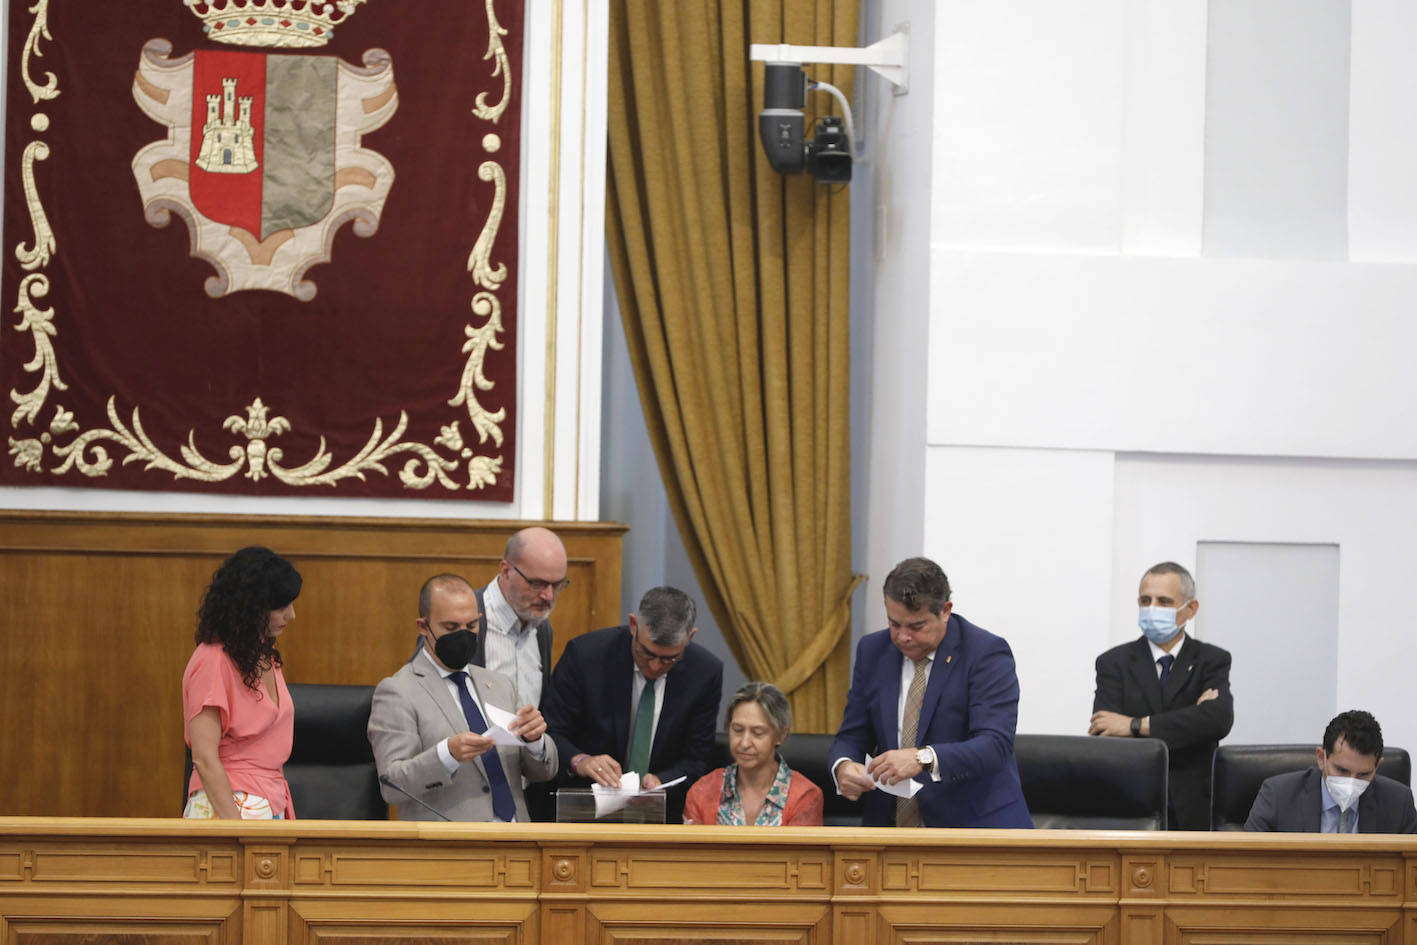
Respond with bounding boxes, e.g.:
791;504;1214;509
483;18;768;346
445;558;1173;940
712;732;863;826
182;682;387;819
1210;743;1412;830
284;683;387;820
1013;734;1169;830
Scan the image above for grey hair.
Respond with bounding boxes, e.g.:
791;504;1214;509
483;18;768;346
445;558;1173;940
1144;561;1195;601
724;681;792;741
636;586;696;646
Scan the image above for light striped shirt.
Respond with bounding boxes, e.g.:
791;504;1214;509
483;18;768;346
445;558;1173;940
480;577;544;707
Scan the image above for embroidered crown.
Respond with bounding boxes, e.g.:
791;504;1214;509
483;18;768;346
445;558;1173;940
185;0;369;49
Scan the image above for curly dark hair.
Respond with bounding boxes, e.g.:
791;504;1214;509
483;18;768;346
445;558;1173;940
195;546;302;693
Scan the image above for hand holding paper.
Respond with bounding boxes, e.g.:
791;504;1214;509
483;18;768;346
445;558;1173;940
865;753;922;799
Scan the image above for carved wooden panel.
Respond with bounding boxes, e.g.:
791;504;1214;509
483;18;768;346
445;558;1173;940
292;899;537;945
1163;906;1400;945
8;923;220;945
290;848;537;890
878;903;1115;945
587;901;829;945
879;850;1119;897
0;842;241;888
1168;854;1403;899
586;849;830;895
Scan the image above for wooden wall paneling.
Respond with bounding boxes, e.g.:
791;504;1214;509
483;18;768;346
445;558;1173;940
3;821;1417;945
1162;905;1401;943
585;901;831;945
0;512;626;818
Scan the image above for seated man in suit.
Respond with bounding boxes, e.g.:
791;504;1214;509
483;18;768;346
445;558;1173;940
1089;561;1233;830
542;586;723;823
830;557;1033;828
1246;710;1417;833
368;574;557;821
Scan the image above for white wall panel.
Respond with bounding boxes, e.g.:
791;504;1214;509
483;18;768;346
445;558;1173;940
933;0;1124;250
929;250;1417;460
921;446;1116;736
1349;0;1417;262
1120;0;1207;255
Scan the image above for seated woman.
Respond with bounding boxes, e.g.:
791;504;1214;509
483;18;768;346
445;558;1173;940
684;681;823;826
182;547;302;820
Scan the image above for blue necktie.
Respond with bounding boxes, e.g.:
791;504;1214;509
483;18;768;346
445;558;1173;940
1157;654;1174;688
448;671;517;822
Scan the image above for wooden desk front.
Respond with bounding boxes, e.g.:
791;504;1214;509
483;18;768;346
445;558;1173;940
2;818;1414;944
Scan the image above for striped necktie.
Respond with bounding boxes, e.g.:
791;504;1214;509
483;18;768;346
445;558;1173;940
895;657;931;828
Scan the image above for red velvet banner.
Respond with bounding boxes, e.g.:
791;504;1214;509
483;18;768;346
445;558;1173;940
2;0;523;501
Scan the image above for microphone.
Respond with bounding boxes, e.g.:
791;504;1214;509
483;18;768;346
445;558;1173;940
378;773;452;822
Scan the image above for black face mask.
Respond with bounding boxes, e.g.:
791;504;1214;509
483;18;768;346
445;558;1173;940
432;628;477;669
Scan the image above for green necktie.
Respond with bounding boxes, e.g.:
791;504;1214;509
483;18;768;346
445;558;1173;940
628;682;656;773
1338;806;1351;833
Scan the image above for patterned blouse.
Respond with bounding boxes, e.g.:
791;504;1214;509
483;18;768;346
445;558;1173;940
683;758;824;827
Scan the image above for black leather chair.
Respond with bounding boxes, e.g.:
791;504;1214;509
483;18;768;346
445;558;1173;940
1013;734;1169;830
1210;744;1411;831
182;682;387;820
711;732;863;826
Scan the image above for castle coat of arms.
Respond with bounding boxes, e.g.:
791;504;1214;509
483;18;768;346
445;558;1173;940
131;0;397;300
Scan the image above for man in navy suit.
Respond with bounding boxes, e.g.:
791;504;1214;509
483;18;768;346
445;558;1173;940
542;586;723;823
1246;710;1417;833
829;557;1032;828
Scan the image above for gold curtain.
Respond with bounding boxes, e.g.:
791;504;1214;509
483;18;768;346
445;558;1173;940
606;1;861;731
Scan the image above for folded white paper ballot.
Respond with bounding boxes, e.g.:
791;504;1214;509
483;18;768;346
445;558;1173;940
480;702;527;747
591;773;688;818
864;753;922;799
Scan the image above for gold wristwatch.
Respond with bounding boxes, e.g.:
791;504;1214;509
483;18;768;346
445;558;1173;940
915;746;935;768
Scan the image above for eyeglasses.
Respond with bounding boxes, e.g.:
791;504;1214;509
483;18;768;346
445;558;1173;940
511;563;570;593
632;627;684;667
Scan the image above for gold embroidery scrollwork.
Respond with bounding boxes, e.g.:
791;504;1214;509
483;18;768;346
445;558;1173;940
467;160;508;291
21;0;59;104
8;273;66;426
472;0;511;124
16;141;56;271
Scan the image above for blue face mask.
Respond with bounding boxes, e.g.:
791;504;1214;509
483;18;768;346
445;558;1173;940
1138;605;1185;645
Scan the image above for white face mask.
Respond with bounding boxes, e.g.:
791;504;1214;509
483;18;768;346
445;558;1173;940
1324;774;1370;812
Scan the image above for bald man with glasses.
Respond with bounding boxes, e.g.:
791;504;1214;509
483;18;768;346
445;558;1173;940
542;586;723;823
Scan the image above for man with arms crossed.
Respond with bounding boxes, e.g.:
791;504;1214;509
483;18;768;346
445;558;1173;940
1247;710;1417;833
830;557;1033;828
1090;561;1233;830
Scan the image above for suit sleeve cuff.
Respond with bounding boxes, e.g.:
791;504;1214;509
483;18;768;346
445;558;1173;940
437;737;459;774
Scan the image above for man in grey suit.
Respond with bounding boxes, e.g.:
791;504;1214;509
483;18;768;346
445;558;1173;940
369;574;558;821
1246;710;1417;833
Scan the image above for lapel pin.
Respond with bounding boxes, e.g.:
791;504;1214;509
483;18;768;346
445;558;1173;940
946;655;952;663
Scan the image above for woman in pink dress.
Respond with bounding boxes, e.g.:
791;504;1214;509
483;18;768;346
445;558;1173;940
182;546;302;820
683;682;823;826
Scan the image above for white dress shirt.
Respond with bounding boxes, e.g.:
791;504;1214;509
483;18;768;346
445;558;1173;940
421;648;546;777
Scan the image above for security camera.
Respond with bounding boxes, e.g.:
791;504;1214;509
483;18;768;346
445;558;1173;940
750;29;909;185
757;62;852;183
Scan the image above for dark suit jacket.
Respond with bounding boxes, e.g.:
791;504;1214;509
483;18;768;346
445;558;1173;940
405;584;553;706
1093;634;1233;830
542;624;723;823
1245;767;1417;833
828;614;1033;829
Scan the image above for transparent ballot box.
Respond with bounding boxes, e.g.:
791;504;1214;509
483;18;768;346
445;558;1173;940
555;788;668;824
